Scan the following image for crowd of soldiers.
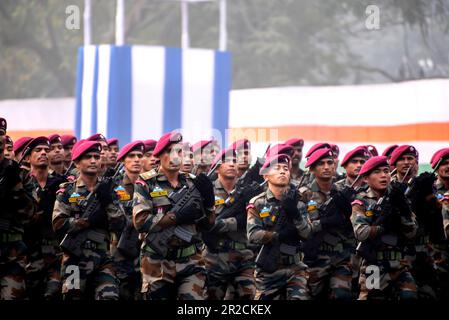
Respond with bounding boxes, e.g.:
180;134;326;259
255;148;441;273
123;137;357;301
1;116;448;301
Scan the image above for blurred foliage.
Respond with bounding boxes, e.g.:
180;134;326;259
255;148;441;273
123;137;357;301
1;0;449;99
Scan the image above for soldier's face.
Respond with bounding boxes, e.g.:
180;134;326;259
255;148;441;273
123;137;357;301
63;144;74;163
76;152;101;175
48;142;64;164
396;155;418;176
201;145;216;165
108;144;119;165
437;158;449;180
181;150;194;172
344;157;366;179
218;157;237;179
0;133;5;157
291;147;303;166
124;151;143;174
29;145;49;168
311;157;335;181
160;144;183;172
99;141;110;165
3;144;14;160
237;148;251;169
265;163;291;187
142;150;158;172
364;166;391;192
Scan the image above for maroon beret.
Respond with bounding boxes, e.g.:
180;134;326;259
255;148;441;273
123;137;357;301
72;139;86;153
365;145;379;157
330;144;340;156
0;117;6;133
341;146;370;167
48;134;62;145
61;135;77;147
192;140;213;154
13;137;33;154
305;142;331;158
72;141;102;161
284;138;304;148
260;153;291;175
266;143;294;158
142;139;157;153
23;136;50;156
390;145;419;166
86;133;107;143
153;132;183;157
182;142;193;152
230;139;250;151
107;138;119;147
431;148;449;169
5;135;13;145
382;145;398;158
210;147;236;169
359;156;389;176
117;141;144;162
305;148;334;168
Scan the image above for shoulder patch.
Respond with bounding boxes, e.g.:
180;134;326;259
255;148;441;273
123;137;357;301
139;169;158;181
351;199;364;207
135;179;147;186
246;203;255;211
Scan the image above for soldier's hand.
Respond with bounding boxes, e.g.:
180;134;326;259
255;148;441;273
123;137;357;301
174;203;203;225
414;172;436;198
235;211;247;230
278;224;300;245
193;173;215;208
281;188;300;219
75;218;90;229
96;178;116;207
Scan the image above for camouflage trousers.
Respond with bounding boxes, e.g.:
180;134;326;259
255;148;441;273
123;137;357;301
203;248;255;300
254;257;310;300
140;245;206;300
358;261;417;300
25;242;62;300
111;250;141;300
0;240;27;300
432;243;449;300
60;245;119;300
305;254;353;300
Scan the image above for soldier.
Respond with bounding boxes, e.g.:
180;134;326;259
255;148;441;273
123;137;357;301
52;141;126;300
3;136;14;160
181;142;194;174
382;145;398;161
86;133;110;176
110;141;144;300
133;132;215;300
107;138;119;169
192;140;216;176
47;134;65;176
141;139;158;172
330;144;346;182
22;136;66;300
285;138;305;185
299;148;355;300
298;142;331;187
231;139;251;178
60;135;77;171
390;145;419;184
0;118;35;300
352;156;418;300
203;147;257;300
247;153;315;300
335;146;369;191
13;136;33;172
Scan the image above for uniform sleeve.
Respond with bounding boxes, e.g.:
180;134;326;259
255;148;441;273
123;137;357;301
295;200;313;239
132;181;161;233
12;179;36;224
351;199;378;242
106;197;126;233
52;191;77;236
246;203;275;245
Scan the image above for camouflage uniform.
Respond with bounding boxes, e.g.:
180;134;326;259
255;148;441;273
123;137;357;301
110;173;141;300
133;170;211;300
52;177;125;300
352;187;418;300
203;179;255;300
0;159;35;300
247;186;312;300
289;168;305;188
24;172;66;300
299;181;355;300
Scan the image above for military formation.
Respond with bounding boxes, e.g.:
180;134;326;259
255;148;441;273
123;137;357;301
1;116;449;300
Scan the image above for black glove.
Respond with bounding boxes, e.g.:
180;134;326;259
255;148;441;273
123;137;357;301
193;173;215;208
319;211;345;230
278;224;300;245
281;188;300;219
331;187;354;218
390;180;408;194
103;167;116;178
389;184;412;218
235;211;247;230
413;172;436;198
175;203;203;225
95;178;116;207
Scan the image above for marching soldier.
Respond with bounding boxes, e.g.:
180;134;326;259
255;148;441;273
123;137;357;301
335;146;369;191
47;134;65;176
61;135;77;171
0;118;35;300
192;140;217;176
132;132;215;300
52;141;126;300
231;139;251;178
352;156;418;300
389;145;419;184
382;145;398;161
285;138;305;185
107;138;119;169
181;142;194;174
86;133;110;176
299;148;355;300
298;142;331;187
141;139;158;172
247;153;314;300
203;147;257;300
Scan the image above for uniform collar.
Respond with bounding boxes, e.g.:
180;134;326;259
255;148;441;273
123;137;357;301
435;178;448;192
366;187;379;199
266;187;277;201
